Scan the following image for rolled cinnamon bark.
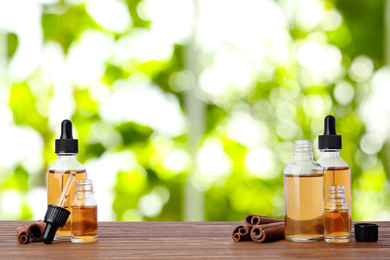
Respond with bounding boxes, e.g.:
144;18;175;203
232;225;252;242
16;224;30;244
250;222;284;243
28;220;46;242
245;214;283;227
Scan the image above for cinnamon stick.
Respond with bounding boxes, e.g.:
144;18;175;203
245;214;283;227
232;225;252;242
250;222;285;243
28;220;46;242
16;224;30;244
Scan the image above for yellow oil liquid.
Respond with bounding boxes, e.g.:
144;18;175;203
323;167;351;230
71;206;98;243
284;173;324;242
47;169;87;239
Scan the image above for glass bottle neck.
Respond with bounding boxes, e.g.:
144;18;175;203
293;141;313;161
75;187;94;193
75;190;94;196
319;149;340;157
56;153;78;160
326;198;348;209
294;153;313;160
325;185;348;209
75;180;94;195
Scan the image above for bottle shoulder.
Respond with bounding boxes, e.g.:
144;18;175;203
317;155;350;168
71;193;97;207
284;160;323;175
48;157;86;172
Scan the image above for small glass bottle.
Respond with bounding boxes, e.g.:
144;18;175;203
47;120;87;240
284;140;324;242
71;179;98;243
325;185;350;243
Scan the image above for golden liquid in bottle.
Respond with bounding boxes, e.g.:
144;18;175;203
47;169;87;239
71;206;98;243
323;167;351;230
325;209;349;243
284;173;324;242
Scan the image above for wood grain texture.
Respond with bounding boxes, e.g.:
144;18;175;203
1;221;389;259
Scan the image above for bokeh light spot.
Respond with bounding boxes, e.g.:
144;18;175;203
139;193;163;218
197;138;232;183
245;148;279;179
360;133;383;155
334;81;354;105
349;56;374;82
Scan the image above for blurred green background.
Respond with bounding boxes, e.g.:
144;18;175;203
0;0;389;222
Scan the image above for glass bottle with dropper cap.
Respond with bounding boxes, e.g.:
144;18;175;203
47;119;87;240
317;115;351;230
284;140;324;242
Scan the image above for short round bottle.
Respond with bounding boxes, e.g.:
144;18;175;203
71;179;98;243
325;185;350;243
284;140;324;242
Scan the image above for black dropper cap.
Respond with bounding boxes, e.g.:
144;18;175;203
318;115;342;150
42;204;70;244
55;120;78;153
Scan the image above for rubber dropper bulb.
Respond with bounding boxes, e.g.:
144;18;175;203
60;119;73;139
323;115;337;135
42;222;58;244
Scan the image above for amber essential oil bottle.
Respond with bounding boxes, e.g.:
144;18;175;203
47;120;87;240
284;140;324;242
325;185;350;243
317;115;351;230
71;179;98;243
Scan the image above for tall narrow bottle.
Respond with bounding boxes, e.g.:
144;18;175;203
47;120;87;240
284;140;324;242
317;115;351;230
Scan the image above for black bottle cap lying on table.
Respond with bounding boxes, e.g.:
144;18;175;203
42;204;70;244
354;223;379;242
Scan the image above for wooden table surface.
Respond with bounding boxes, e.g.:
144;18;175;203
1;221;389;259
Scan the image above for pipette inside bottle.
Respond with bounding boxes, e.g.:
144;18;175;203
57;171;76;208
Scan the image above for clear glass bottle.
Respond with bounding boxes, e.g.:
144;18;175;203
284;140;324;242
317;115;351;230
47;120;87;240
71;179;98;243
325;185;350;243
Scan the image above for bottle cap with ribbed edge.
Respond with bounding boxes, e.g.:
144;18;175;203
55;119;78;154
42;204;70;244
318;115;342;150
354;223;379;242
